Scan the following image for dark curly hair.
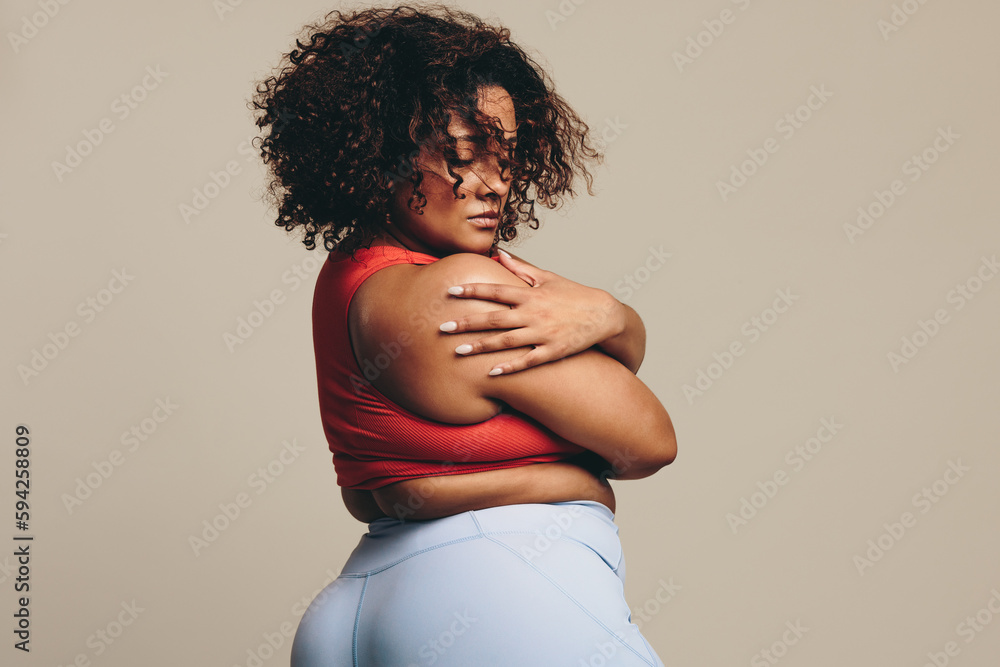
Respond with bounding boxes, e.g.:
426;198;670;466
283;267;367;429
251;4;602;253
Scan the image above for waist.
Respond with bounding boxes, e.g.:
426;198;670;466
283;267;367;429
340;501;618;576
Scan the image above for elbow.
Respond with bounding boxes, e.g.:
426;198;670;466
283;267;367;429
615;422;677;480
660;424;678;466
640;435;677;475
655;437;678;469
641;410;677;470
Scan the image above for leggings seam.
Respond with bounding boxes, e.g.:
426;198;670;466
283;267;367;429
352;575;369;667
479;533;656;666
343;534;484;577
342;529;621;579
561;536;623;574
478;530;621;573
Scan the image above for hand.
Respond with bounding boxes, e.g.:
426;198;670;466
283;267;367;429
439;250;627;375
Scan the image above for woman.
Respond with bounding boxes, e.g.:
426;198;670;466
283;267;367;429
252;6;677;664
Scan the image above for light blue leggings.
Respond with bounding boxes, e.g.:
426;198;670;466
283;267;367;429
290;501;664;666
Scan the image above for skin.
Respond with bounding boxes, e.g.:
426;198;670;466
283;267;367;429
339;86;676;522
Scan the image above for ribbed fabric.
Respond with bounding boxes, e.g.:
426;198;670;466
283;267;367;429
312;244;585;490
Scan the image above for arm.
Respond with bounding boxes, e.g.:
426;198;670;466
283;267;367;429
440;251;647;374
595;300;645;374
352;253;676;477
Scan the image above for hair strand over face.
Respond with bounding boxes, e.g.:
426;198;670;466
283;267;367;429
250;3;602;254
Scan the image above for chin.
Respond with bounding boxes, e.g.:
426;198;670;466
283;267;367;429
445;235;495;257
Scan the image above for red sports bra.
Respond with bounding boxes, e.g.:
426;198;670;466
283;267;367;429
312;244;585;490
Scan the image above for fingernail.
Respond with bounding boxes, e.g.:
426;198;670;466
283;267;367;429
455;344;473;355
489;367;504;376
497;248;511;258
439;321;457;332
447;286;464;295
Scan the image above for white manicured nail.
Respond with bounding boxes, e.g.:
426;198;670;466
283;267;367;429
489;367;504;376
497;248;511;258
455;344;473;355
439;321;457;332
448;286;464;295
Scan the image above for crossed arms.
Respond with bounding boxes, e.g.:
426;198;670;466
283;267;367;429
341;251;676;521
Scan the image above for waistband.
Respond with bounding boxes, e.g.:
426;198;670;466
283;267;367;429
340;501;619;576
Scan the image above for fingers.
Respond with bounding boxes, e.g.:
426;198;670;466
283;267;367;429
447;334;566;377
487;349;554;376
439;308;522;334
495;250;542;286
446;282;531;304
449;330;529;357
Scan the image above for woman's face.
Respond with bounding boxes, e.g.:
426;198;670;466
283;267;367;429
387;86;518;257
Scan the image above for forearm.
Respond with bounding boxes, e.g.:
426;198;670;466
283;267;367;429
596;300;646;374
369;458;616;521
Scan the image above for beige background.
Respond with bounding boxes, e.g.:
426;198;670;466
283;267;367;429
3;0;999;665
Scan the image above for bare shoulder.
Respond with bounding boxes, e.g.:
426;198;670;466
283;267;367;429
349;253;530;423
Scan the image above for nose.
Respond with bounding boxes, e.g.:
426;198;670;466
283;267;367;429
469;154;511;201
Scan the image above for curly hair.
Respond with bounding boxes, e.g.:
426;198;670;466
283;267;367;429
251;4;602;254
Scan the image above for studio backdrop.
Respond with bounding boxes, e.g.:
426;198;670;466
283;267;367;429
3;0;999;665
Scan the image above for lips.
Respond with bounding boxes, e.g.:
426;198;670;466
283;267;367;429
467;209;499;228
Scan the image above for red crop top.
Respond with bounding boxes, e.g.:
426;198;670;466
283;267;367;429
312;244;586;490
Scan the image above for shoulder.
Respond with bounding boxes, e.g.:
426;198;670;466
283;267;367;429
399;251;518;289
350;252;528;423
358;253;522;325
